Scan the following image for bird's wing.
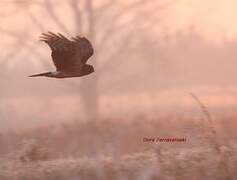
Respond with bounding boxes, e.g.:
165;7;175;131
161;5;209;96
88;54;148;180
40;32;75;71
40;32;94;71
70;36;94;65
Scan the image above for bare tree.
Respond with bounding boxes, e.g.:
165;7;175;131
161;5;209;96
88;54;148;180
0;0;172;120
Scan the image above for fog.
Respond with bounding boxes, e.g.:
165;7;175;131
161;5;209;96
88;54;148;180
0;0;237;130
1;1;237;179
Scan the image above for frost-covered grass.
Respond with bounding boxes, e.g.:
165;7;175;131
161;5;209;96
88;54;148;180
0;116;237;180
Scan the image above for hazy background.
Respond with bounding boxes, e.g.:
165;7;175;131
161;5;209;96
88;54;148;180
0;0;237;131
1;1;237;179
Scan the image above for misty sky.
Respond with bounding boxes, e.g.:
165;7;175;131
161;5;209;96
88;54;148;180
1;0;237;91
168;0;237;43
2;0;237;42
0;0;237;130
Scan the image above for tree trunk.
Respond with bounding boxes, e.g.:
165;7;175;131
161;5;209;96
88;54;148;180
80;0;99;120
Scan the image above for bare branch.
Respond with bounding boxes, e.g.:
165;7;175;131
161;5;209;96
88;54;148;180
27;10;46;32
0;0;42;5
70;0;82;33
96;0;115;13
98;29;135;74
85;0;95;40
44;0;70;34
97;0;173;48
0;27;23;38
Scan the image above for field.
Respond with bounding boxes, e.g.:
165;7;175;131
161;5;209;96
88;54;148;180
0;113;237;180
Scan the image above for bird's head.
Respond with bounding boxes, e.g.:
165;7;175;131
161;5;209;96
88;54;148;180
82;64;95;75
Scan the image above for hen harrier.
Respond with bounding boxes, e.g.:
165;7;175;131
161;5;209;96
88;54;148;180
29;32;94;78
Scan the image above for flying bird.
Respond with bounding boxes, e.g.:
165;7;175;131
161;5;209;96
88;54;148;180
29;32;94;78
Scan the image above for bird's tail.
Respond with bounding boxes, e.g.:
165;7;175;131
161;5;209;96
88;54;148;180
29;72;52;77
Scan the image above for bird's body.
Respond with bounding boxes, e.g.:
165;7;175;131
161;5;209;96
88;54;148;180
29;32;94;78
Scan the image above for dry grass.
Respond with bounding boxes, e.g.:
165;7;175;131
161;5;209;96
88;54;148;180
0;115;237;180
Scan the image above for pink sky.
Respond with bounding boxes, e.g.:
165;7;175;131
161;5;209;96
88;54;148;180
161;0;237;43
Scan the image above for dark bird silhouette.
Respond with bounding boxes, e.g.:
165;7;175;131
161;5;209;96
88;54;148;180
29;32;94;78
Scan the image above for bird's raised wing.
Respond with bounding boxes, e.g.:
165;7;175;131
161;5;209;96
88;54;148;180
40;32;94;71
